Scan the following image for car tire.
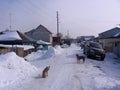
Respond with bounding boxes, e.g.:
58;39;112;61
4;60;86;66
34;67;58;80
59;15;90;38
86;51;90;58
83;49;85;54
101;55;105;61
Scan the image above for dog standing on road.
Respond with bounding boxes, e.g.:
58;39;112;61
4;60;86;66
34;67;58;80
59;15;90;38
76;54;85;63
42;66;50;78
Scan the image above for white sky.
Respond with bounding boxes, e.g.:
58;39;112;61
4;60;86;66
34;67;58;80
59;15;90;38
0;0;120;38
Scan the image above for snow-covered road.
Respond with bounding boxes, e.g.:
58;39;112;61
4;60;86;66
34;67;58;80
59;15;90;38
2;44;120;90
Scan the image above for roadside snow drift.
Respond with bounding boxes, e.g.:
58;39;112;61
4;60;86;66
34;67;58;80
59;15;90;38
0;52;37;87
41;46;63;59
25;50;45;61
25;45;64;60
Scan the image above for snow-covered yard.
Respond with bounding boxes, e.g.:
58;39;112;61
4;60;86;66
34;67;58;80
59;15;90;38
0;44;120;90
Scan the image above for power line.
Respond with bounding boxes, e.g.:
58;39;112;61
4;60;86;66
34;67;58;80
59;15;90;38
18;0;56;24
8;0;58;32
29;0;55;18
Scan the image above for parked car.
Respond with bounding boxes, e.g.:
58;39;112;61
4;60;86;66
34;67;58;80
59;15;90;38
83;41;105;60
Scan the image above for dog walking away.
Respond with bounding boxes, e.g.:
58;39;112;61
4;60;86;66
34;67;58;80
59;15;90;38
42;66;50;78
76;54;85;63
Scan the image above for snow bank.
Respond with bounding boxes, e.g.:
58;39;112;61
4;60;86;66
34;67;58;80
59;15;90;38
25;50;46;61
89;52;120;89
54;45;64;52
61;44;69;48
0;52;37;87
25;46;64;60
42;46;63;59
94;76;120;89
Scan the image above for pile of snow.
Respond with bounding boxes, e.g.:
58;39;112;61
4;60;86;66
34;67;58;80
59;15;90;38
54;45;64;52
61;44;69;48
42;46;63;59
25;50;46;61
0;52;37;87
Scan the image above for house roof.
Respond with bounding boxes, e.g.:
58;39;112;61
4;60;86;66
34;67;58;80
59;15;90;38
99;27;120;38
17;31;29;41
36;40;51;45
99;27;120;35
0;31;22;41
0;31;30;41
36;24;52;34
114;32;120;37
0;31;31;45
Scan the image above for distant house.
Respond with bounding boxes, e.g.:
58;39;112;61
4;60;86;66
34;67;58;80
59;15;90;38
0;31;35;57
77;36;95;43
98;27;120;57
25;25;53;44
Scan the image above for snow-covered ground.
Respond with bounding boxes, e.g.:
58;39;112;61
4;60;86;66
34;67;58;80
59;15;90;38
0;44;120;90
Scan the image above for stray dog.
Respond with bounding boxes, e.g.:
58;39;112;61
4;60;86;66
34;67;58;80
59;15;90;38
76;54;85;63
42;66;50;78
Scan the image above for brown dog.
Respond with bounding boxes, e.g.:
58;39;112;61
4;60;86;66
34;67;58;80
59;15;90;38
76;54;85;63
42;66;50;78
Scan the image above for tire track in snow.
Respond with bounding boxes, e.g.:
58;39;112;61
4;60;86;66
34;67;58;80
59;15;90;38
72;74;84;90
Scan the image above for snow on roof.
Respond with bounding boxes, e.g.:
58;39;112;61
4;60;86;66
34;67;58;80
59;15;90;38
114;32;120;37
37;40;51;45
22;45;34;50
0;31;22;41
0;44;34;50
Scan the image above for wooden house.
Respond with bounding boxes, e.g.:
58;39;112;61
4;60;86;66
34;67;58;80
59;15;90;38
0;31;35;57
98;27;120;55
25;25;53;44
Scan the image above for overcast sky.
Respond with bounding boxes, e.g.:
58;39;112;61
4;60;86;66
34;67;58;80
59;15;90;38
0;0;120;38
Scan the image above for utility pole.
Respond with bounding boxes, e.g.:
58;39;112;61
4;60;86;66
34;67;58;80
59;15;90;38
56;11;59;37
67;30;69;38
9;13;12;31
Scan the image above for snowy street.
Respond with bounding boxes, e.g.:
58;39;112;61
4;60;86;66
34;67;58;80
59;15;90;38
1;44;120;90
1;0;120;90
